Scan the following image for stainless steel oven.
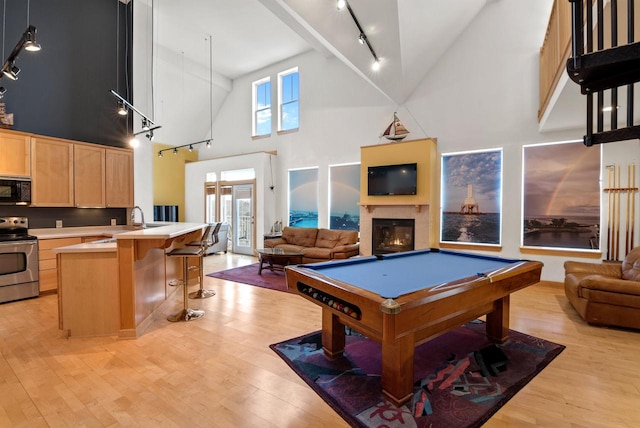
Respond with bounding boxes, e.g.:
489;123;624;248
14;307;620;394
0;217;39;303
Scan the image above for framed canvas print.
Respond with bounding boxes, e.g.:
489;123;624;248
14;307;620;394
522;141;600;250
441;149;502;245
329;163;360;231
289;167;319;228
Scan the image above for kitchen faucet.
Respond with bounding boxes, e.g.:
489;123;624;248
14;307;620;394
131;206;146;229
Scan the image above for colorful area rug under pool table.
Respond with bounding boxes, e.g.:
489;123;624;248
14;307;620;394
270;320;565;428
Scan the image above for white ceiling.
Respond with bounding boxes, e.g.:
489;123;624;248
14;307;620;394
151;0;594;134
155;0;489;104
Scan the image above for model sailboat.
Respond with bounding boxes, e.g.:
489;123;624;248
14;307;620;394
382;112;409;141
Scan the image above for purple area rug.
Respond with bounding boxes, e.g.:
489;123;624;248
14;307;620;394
206;263;289;292
270;320;564;428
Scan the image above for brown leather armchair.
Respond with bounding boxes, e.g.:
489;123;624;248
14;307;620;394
564;247;640;329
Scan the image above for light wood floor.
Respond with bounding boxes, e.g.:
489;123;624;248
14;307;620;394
1;252;639;427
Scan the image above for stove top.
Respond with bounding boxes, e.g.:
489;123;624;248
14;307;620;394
0;216;36;242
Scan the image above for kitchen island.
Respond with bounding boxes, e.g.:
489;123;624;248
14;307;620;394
53;222;207;338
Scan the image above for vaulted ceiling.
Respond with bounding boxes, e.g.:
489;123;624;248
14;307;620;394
155;0;489;104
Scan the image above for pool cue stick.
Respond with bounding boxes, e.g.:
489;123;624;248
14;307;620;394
606;165;613;260
624;165;631;257
616;164;621;260
632;164;636;249
612;165;616;260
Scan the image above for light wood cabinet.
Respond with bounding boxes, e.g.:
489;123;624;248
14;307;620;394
0;130;31;177
31;137;74;206
57;251;120;337
38;237;81;293
74;144;106;207
29;133;133;208
106;148;133;207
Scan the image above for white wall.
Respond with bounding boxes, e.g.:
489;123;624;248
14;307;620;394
405;0;639;281
135;1;640;282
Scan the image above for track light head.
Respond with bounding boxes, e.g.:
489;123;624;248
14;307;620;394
337;0;346;10
371;58;381;71
146;130;155;141
0;87;6;98
358;33;366;44
2;62;20;80
141;118;150;131
206;140;212;148
188;144;194;152
173;147;178;155
24;27;41;52
129;136;140;148
117;101;128;115
158;151;163;158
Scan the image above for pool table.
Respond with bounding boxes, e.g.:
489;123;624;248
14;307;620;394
285;248;543;407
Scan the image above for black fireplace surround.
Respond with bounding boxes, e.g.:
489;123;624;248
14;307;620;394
372;218;415;255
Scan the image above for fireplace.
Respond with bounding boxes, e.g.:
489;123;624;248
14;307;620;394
372;218;415;255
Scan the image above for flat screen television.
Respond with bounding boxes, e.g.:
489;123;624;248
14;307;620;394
367;163;417;196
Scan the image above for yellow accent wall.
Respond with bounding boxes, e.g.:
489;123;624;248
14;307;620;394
153;143;199;222
360;138;438;205
359;138;440;246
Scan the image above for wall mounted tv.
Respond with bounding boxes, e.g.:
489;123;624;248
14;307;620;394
367;163;418;196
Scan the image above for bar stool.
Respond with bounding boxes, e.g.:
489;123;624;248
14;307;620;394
186;223;219;299
166;225;213;322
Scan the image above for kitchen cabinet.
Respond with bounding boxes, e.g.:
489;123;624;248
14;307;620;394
38;237;81;293
106;148;133;207
74;144;106;208
0;130;30;177
30;137;74;206
30;134;133;208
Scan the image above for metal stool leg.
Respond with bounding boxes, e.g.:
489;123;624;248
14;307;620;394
189;253;216;299
167;256;205;322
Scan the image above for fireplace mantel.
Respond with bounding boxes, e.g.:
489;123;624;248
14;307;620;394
358;202;428;213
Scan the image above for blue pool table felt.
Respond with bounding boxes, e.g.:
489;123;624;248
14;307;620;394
302;250;519;299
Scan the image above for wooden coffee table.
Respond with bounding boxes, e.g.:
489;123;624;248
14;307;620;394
256;248;304;275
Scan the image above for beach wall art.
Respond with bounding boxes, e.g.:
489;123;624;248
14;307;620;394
440;149;502;245
289;167;319;228
522;141;601;250
329;163;360;231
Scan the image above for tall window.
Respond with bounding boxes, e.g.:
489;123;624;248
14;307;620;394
278;68;299;131
253;77;271;136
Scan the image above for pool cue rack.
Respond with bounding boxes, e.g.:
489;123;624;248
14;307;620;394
604;163;637;261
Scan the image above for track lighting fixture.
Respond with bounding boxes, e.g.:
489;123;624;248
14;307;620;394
337;0;381;71
0;86;5;98
0;0;42;97
110;90;162;145
157;139;214;157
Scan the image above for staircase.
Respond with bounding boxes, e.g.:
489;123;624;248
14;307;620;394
566;0;640;146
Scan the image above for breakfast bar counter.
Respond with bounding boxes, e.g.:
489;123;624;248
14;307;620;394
53;222;207;339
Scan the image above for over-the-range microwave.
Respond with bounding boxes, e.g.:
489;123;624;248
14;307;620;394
0;178;31;204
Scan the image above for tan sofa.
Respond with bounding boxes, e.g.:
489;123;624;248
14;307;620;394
263;227;359;263
564;246;640;330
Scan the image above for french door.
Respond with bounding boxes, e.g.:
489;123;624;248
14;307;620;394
205;181;255;255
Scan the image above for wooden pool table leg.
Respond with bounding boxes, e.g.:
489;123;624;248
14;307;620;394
486;295;510;343
381;317;414;407
322;309;345;359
